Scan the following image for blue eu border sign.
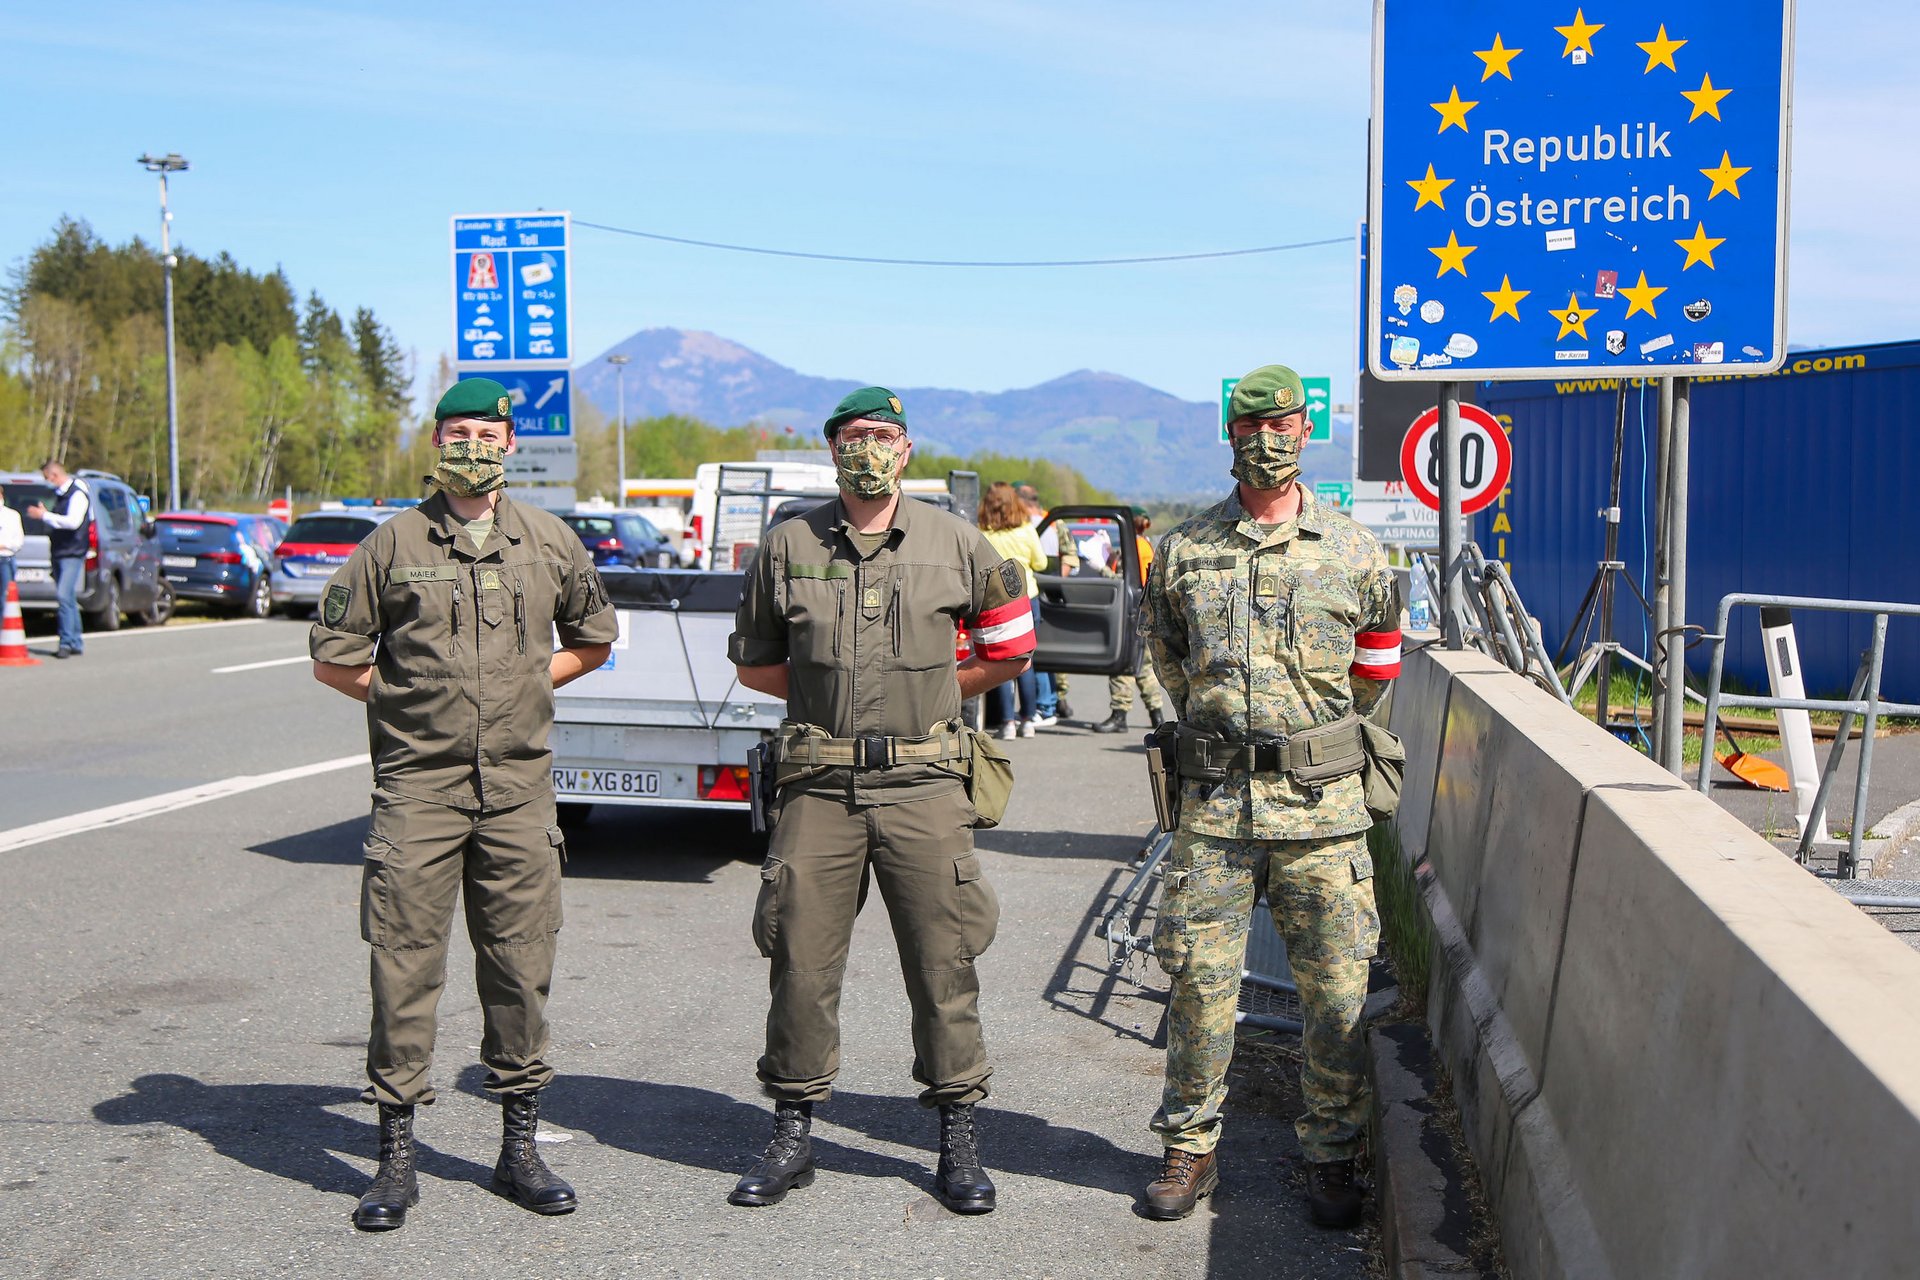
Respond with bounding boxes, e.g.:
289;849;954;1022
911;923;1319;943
1367;1;1793;381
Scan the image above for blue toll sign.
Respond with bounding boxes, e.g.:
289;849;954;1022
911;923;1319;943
487;368;573;438
452;213;571;364
1367;1;1792;380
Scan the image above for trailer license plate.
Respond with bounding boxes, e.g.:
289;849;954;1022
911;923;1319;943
553;767;661;797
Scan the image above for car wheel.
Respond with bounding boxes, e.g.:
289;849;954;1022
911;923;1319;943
132;579;175;627
241;573;274;618
85;576;123;631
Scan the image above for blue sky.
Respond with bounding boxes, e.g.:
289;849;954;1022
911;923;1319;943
6;1;1915;406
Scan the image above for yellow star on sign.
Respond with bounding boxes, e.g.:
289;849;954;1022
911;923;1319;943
1429;230;1478;278
1548;293;1600;340
1617;270;1668;319
1682;72;1732;121
1636;23;1687;72
1474;33;1523;81
1406;164;1454;211
1431;85;1479;134
1481;275;1530;322
1555;8;1604;57
1700;150;1751;199
1674;222;1726;270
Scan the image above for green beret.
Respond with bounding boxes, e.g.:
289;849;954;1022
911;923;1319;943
1228;365;1307;422
435;377;514;423
823;386;907;440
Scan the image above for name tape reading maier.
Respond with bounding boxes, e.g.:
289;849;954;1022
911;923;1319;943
1367;0;1793;381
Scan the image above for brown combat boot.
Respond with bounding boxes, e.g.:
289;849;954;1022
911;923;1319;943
1141;1147;1219;1220
1305;1158;1364;1228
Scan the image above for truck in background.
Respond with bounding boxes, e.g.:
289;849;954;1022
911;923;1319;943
548;501;1140;830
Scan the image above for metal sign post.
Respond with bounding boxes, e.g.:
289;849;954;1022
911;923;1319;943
1663;377;1692;771
1438;384;1464;647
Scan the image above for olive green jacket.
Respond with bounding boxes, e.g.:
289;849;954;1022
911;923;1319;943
310;493;618;811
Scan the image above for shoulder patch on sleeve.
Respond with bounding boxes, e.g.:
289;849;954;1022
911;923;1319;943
323;583;351;629
999;559;1024;599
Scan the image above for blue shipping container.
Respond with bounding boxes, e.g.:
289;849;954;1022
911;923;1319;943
1474;339;1920;703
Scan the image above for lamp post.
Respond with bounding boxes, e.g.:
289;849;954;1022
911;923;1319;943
607;354;631;505
138;152;189;512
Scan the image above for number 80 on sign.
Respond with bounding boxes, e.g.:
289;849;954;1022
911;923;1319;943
1398;404;1512;516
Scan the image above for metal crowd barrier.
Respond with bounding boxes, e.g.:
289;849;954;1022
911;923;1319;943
1697;593;1920;879
1411;543;1569;703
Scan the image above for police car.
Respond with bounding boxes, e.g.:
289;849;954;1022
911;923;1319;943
269;505;410;618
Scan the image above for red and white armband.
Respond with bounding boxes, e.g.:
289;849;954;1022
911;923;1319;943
1351;628;1403;680
970;598;1037;661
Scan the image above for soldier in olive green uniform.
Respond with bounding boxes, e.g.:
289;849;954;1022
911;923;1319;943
727;387;1035;1215
1139;365;1402;1228
311;377;617;1231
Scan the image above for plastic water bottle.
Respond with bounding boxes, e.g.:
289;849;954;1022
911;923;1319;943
1408;573;1433;633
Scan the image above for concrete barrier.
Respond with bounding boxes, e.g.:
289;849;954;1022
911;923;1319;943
1389;648;1920;1279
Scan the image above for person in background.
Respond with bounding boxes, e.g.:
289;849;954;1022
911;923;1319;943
1015;483;1068;721
24;461;91;659
1094;506;1167;733
978;481;1049;738
0;483;22;602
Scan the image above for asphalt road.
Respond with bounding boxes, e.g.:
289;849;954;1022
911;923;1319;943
0;624;1374;1280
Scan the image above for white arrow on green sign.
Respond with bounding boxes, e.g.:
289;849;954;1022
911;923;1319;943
1222;374;1333;443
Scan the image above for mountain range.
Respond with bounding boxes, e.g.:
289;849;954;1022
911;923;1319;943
573;328;1353;499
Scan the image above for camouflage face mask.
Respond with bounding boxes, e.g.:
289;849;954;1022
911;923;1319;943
1230;427;1302;491
834;434;904;499
427;439;508;496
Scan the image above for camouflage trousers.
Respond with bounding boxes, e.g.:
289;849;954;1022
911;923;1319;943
1108;661;1165;714
1150;829;1378;1162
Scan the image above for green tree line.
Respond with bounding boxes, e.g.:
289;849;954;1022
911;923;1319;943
0;217;427;505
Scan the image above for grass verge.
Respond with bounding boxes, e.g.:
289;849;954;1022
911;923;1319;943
1370;821;1433;1012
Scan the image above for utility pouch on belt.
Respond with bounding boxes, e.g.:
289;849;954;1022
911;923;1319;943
746;740;773;834
1173;715;1368;789
1144;721;1182;832
1358;716;1407;821
963;728;1015;829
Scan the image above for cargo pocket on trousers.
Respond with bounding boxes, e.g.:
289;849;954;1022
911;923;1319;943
954;853;999;960
360;835;396;947
1152;869;1193;976
545;826;567;933
1348;846;1381;962
751;858;784;958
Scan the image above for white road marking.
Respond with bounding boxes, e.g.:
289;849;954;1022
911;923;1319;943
80;619;270;640
0;754;369;854
212;655;310;674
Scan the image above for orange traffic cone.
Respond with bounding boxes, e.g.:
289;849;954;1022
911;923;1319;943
0;580;40;667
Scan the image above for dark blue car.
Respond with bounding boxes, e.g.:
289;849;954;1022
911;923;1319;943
155;512;287;616
561;510;677;569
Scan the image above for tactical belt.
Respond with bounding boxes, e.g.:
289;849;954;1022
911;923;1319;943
1174;714;1365;785
773;725;970;770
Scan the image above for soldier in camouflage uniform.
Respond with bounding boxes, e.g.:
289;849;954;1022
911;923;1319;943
1138;365;1402;1228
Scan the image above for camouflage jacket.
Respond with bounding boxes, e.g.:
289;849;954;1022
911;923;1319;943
1144;487;1402;840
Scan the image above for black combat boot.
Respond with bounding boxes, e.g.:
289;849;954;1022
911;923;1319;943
1092;709;1129;734
354;1103;419;1231
730;1100;815;1206
1305;1158;1364;1228
933;1103;996;1214
491;1093;578;1215
1146;703;1166;728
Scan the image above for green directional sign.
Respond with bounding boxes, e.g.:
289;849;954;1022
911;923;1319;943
1315;481;1352;509
1223;373;1332;443
1304;375;1332;442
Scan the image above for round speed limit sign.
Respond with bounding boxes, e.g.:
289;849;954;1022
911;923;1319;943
1399;404;1512;515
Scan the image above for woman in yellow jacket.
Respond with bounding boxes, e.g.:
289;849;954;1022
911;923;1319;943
978;481;1048;738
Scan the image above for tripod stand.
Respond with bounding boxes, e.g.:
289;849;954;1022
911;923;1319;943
1554;384;1656;734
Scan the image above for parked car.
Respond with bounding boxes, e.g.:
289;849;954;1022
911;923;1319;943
270;508;407;617
3;468;173;629
154;512;288;617
561;510;677;569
